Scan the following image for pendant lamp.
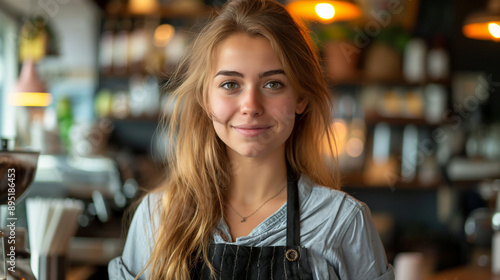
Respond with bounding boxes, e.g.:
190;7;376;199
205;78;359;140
463;0;500;41
11;16;53;107
286;0;362;23
9;59;52;107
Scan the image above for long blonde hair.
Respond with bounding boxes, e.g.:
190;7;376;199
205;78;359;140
143;0;339;279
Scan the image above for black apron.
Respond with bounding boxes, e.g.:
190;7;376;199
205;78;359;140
191;167;314;280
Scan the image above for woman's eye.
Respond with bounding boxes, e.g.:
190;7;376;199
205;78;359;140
221;81;239;90
264;81;283;89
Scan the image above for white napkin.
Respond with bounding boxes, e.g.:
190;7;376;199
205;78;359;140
26;198;84;280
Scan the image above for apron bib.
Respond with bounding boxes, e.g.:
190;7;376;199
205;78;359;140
192;166;314;280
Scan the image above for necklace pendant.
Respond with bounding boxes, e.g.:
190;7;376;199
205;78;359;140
241;217;246;223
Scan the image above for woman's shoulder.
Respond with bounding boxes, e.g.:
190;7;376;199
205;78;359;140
298;175;384;255
110;191;165;280
123;191;165;239
299;178;394;280
298;175;375;243
299;175;366;217
134;190;164;215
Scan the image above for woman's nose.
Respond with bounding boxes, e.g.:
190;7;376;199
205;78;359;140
240;86;263;116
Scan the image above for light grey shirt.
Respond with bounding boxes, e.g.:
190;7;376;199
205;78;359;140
108;175;395;279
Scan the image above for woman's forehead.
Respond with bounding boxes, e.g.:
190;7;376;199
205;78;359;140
210;34;285;75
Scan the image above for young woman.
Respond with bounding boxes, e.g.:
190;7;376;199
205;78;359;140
109;0;395;279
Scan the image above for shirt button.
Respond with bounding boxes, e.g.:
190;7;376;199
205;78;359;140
286;249;300;262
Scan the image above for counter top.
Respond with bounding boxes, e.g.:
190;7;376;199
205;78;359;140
426;266;500;280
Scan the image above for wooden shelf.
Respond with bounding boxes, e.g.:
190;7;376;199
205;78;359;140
341;172;441;189
364;112;443;127
106;115;162;122
99;65;173;80
101;2;215;19
327;75;450;87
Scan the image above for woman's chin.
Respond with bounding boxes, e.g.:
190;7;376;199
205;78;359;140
227;143;285;160
235;149;265;158
227;145;268;159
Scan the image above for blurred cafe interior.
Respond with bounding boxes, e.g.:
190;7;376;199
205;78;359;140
0;0;500;279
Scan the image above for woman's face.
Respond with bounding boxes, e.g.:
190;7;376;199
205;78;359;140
208;33;307;160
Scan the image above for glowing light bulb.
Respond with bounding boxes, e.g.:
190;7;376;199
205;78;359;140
154;24;175;47
346;138;364;158
332;119;347;140
488;23;500;38
315;3;335;20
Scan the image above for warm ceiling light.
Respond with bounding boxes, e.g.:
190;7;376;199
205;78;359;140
489;22;500;38
10;60;52;107
154;24;176;47
463;0;500;41
10;92;52;107
316;3;335;20
128;0;159;14
287;1;361;23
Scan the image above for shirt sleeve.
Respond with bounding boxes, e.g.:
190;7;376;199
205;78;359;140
108;194;159;280
337;203;395;280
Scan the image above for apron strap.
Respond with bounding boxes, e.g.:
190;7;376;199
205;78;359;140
286;163;300;247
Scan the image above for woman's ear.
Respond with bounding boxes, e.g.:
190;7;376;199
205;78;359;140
295;98;308;114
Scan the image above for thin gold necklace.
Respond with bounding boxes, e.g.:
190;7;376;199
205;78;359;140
228;184;286;223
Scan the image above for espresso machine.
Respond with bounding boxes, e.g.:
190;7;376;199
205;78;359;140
0;138;38;280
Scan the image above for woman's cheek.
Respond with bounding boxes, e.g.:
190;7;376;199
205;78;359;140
209;98;232;125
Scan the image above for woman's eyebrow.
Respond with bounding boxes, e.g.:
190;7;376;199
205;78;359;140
214;70;243;78
214;69;285;78
259;69;285;78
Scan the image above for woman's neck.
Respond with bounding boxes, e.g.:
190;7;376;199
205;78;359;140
228;152;287;205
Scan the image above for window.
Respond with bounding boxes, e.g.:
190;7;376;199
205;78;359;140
0;8;18;143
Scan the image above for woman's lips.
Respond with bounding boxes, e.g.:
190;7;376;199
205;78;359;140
232;125;272;138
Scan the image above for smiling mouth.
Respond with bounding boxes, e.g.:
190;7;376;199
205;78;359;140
232;126;272;138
